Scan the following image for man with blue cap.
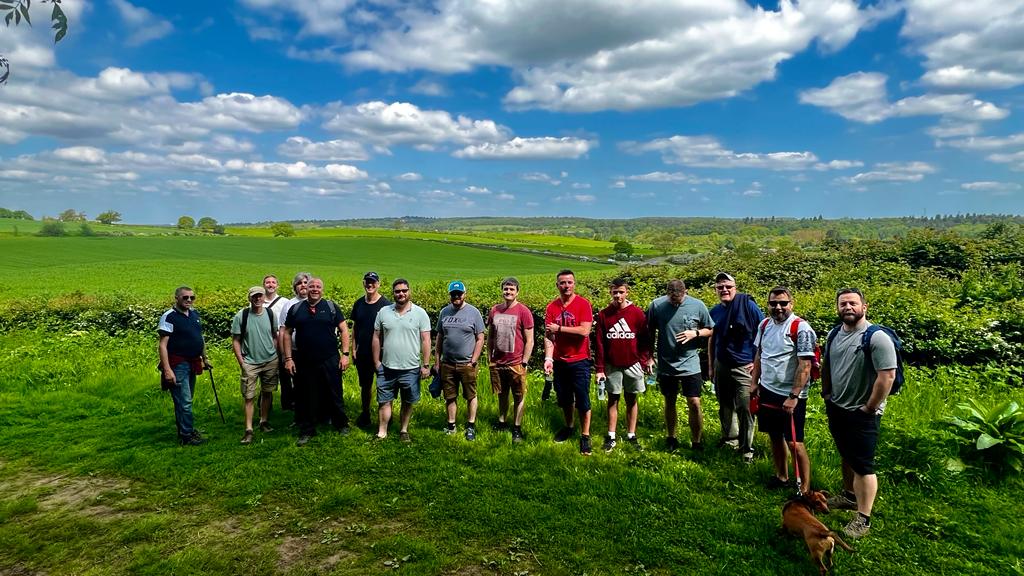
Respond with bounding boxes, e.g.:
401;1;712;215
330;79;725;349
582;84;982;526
434;280;486;440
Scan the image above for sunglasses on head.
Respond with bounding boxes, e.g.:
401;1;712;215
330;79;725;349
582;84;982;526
768;300;791;308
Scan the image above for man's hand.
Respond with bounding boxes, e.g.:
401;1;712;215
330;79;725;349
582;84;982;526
162;367;176;384
203;357;213;370
674;330;697;344
339;354;350;371
783;396;798;414
420;365;431;379
285;358;296;375
596;371;606;382
545;322;561;334
544;358;554;375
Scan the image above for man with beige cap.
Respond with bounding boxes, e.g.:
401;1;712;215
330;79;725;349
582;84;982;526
231;286;280;444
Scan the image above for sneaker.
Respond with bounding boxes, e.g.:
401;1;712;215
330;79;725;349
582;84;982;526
355;412;371;428
259;421;274;433
717;437;739;449
336;426;351;436
766;476;792;490
240;429;254;445
511;427;524;444
296;435;312;447
492;421;510;432
826;492;859;511
580;435;592;456
602;435;617;453
843;515;871;539
399;431;412;444
465;425;477;441
691;441;704;452
180;434;203;446
625;435;641;450
742;451;754;464
445;424;457;435
554;426;574;443
665;436;680;452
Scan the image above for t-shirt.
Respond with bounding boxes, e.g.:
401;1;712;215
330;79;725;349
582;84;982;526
437;303;485;363
285;299;345;362
753;315;816;398
158;308;204;358
488;302;534;366
350;295;391;361
265;294;289;324
595;302;651;373
375;303;431;370
230;307;278;365
646;295;714;377
545;295;593;363
281;296;304;350
710;295;764;366
827;321;898;412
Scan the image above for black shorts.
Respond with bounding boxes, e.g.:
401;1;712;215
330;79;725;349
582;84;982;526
826;401;881;476
659;373;703;399
756;388;807;442
554;359;592;412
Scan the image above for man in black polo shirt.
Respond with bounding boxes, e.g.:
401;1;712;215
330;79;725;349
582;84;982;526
282;277;351;446
158;286;210;446
350;271;390;428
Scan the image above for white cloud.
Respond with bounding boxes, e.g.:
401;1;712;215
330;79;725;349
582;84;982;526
395;172;423;181
239;0;356;37
410;79;448;96
453;137;593;160
570;182;591;189
624;171;737;183
520;172;562;186
622;135;829;171
610;180;626;189
961;181;1021;192
323;101;509;149
464;186;491;195
53;146;106;164
277;136;370;161
940;134;1024;151
837;161;937;184
181;93;305;132
112;0;175;46
556;193;595;203
494;192;515;201
988;151;1024;171
799;72;1007;124
927;122;981;139
742;189;763;197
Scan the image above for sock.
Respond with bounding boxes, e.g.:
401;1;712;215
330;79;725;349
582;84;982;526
627;433;636;439
858;512;870;525
608;431;616;440
447;422;456;430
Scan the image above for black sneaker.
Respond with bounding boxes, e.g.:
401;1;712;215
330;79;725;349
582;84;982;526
180;434;203;446
554;426;574;443
355;412;371;428
625;435;641;450
240;429;254;445
580;435;592;456
465;425;477;441
665;436;680;452
603;435;617;452
492;421;510;432
511;427;524;443
766;476;792;490
259;421;274;433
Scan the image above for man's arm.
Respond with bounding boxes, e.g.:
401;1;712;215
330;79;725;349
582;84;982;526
782;358;811;414
543;330;555;374
434;330;444;372
471;332;484;366
549;321;592;336
707;331;716;381
372;330;383;370
282;327;296;375
420;330;432;378
338;321;350;371
159;334;175;382
750;348;761;395
522;324;534;366
232;335;244;367
862;369;896;413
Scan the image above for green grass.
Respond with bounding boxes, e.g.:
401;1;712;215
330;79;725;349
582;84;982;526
0;236;609;300
0;330;1022;575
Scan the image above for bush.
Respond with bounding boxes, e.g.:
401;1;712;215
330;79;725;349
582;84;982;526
37;220;66;237
947;399;1024;474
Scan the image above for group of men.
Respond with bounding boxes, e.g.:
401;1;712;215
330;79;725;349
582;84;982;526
157;269;897;539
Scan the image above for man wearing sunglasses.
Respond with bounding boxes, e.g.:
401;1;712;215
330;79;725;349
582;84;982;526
708;272;764;463
158;286;210;446
751;286;817;493
434;280;485;440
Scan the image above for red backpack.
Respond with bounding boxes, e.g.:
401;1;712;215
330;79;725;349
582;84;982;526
759;316;821;381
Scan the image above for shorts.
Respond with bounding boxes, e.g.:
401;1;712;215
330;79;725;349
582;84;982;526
605;363;646;395
240;358;279;400
440;362;478;401
490;363;528;397
658;373;703;399
377;366;422;405
826;401;881;476
554;359;592;412
755;388;807;442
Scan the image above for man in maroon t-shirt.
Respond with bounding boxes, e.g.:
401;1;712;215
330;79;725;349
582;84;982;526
595;278;652;452
544;269;595;455
487;277;535;443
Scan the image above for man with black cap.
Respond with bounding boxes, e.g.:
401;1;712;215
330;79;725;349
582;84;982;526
434;280;485;440
350;272;391;428
708;272;764;462
231;286;280;444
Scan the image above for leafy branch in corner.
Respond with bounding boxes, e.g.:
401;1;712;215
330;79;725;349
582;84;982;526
0;0;68;85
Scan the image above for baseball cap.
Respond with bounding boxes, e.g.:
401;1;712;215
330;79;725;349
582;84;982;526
363;271;380;283
714;272;736;284
247;286;265;299
447;280;466;293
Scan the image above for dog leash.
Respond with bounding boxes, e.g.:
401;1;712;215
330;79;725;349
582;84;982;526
758;399;802;495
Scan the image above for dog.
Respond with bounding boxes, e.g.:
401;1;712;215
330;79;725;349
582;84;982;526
782;491;855;574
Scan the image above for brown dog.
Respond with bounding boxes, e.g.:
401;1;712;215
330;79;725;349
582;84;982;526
782;491;855;575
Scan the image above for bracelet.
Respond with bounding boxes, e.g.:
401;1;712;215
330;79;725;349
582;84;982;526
284;357;292;361
544;357;553;362
342;351;350;356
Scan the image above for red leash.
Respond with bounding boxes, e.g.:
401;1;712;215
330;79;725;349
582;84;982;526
757;400;802;495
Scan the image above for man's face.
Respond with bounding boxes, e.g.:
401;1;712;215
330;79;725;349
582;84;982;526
668;289;685;306
393;283;410;304
263;277;278;295
610;285;628;307
250;293;265;308
767;293;792;322
715;281;736;304
176;290;196;310
837;293;866;326
293;277;308;298
502;283;519;304
364;280;379;296
449;291;465;307
557;274;575;297
307;280;324;302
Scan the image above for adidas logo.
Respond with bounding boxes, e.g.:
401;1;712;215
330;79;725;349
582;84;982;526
606;317;636;339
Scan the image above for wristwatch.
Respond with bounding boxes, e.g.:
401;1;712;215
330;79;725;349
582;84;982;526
788;392;799;400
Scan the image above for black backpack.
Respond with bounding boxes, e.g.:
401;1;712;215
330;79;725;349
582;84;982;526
826;324;905;395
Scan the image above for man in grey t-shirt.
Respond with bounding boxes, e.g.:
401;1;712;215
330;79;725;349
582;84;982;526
822;288;897;540
434;280;485;440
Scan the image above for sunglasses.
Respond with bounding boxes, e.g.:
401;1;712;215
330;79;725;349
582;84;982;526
180;295;196;301
394;288;409;294
716;285;736;291
768;300;791;308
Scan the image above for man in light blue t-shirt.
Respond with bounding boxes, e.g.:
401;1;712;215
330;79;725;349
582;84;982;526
434;280;485;440
231;286;279;445
372;278;432;443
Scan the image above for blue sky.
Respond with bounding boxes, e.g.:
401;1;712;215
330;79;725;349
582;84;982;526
1;0;1022;223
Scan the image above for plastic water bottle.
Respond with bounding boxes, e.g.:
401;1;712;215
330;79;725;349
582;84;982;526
597;376;607;400
542;371;554;401
646;373;657;392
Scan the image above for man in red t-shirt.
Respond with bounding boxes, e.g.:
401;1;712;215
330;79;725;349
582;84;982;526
595;278;652;452
543;269;595;455
487;276;535;443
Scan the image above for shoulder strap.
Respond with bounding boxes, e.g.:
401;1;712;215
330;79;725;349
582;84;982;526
788;316;801;342
241;308;250;340
758;317;771;339
326;299;338;318
825;324;842;358
268;307;277;336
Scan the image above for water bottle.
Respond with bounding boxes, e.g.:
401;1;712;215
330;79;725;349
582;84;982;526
597;376;607;401
646;373;657;392
542;371;554;401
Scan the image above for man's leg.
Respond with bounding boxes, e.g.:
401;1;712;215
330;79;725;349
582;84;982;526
607;394;620;435
853;473;877;515
714;360;738;443
377;401;392;438
170;362;195;440
512;393;526;426
324;358;349;430
512;365;528;427
734;368;754;454
497;389;510;423
842;460;856;493
293;363;317;438
665;398;678;439
376;369;394;438
279;358;294;411
687;396;703;446
793;442;811;494
356;358;375;425
561;404;576;428
770;435;790;481
399;402;414;434
244;398;255;432
624;393;639;435
465;365;479;426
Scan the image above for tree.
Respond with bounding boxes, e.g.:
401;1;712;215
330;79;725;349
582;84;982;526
58;208;85;222
177;216;195;230
0;0;69;85
271;222;296;237
212;224;226;235
96;210;122;225
37;218;65;236
197;216;218;232
612;240;634;255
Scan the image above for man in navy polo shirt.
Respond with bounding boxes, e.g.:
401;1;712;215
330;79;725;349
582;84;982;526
158;286;210;446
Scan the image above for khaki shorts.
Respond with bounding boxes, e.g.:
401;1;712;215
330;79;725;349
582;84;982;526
605;363;646;395
490;363;528;397
440;362;478;401
240;358;279;400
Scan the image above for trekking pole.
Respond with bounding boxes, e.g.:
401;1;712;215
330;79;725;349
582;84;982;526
207;365;226;424
789;411;802;496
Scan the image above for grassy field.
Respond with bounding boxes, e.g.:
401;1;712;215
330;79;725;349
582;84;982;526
0;236;609;300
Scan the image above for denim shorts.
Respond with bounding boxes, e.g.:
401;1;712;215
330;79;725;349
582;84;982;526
377;366;421;405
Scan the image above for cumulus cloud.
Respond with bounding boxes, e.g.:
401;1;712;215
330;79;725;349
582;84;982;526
453;137;593;160
837;161;937;184
323;101;509;149
53;146;106;164
464;186;490;195
799;72;1007;124
277;136;370;161
395;172;423;181
940;133;1024;151
112;0;174;46
520;172;562;186
987;151;1024;171
961;181;1021;192
624;171;736;184
622;135;852;171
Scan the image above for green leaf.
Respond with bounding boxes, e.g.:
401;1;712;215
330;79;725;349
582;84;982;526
4;9;11;26
54;23;65;43
976;434;1004;450
13;8;19;25
0;1;15;6
18;3;29;26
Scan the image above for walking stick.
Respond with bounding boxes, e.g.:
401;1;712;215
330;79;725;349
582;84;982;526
207;365;226;424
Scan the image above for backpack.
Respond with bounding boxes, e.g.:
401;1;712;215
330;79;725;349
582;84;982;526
240;307;278;352
759;316;822;381
825;324;905;396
